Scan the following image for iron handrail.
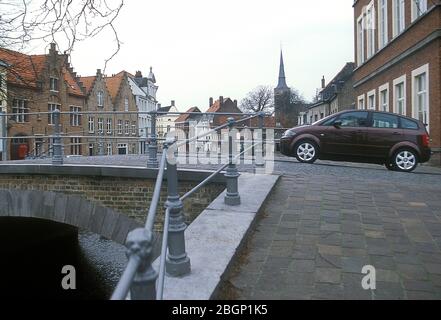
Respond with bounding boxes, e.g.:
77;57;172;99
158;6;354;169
0;111;273;117
111;255;141;300
145;152;167;231
157;207;171;300
111;151;168;300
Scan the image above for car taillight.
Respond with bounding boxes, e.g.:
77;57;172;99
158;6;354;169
421;134;430;147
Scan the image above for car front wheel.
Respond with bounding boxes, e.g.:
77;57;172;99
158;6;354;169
393;149;418;172
294;140;318;164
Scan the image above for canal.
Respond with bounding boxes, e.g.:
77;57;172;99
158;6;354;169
0;218;130;299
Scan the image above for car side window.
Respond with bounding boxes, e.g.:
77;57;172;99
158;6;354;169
401;118;419;130
372;113;399;129
338;112;369;128
321;116;338;126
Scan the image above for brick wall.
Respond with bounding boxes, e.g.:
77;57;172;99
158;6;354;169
353;2;441;148
0;174;225;229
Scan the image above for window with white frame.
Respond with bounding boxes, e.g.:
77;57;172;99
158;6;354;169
88;117;95;133
379;83;389;112
412;0;428;21
124;98;129;112
70;106;81;126
366;2;376;59
393;0;405;37
367;90;376;110
131;121;136;136
12;99;29;123
358;95;365;110
98;118;104;134
50;77;59;92
97;91;104;107
357;15;365;65
125;120;129;135
118;120;123;135
106;118;112;134
70;138;82;155
378;0;388;49
48;103;59;125
107;143;113;156
393;75;406;115
412;64;429;131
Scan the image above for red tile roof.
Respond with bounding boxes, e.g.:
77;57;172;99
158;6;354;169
79;76;96;95
105;71;126;102
63;66;85;97
0;47;85;97
0;48;42;88
175;107;201;123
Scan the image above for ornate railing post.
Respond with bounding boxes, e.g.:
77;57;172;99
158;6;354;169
165;138;191;277
225;117;241;206
126;228;157;300
52;109;63;166
255;112;265;168
148;111;159;168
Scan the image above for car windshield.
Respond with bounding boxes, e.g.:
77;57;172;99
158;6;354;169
314;114;336;126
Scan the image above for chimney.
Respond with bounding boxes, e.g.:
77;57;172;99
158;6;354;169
49;43;57;54
171;100;175;107
233;100;238;107
135;71;142;78
321;76;326;89
219;96;224;105
157;103;161;109
97;69;102;76
209;97;213;107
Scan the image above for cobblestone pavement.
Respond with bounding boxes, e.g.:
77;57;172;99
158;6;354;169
221;159;441;300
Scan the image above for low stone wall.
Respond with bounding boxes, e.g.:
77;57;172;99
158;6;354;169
0;165;226;229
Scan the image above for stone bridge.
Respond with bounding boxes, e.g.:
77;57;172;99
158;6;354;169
0;165;225;244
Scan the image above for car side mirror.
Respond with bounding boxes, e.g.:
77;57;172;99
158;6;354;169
333;120;342;128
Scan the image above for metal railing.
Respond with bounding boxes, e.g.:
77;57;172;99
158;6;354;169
110;112;266;300
0;109;275;164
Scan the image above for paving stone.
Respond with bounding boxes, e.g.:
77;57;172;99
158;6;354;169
315;268;341;284
313;283;344;300
397;264;429;281
402;280;436;293
288;259;315;273
316;254;341;269
370;255;396;270
373;282;405;300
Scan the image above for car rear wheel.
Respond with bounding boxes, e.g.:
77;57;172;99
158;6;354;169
393;149;418;172
294;140;318;164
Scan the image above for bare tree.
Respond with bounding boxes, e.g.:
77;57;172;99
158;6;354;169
289;87;306;105
0;0;124;71
240;85;274;114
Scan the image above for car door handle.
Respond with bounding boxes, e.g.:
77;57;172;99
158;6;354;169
392;132;401;135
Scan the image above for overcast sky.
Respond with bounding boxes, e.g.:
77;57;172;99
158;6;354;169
68;0;354;111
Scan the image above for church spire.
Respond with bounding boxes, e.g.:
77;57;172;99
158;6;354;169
276;50;288;90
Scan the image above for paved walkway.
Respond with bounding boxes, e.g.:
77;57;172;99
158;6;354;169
221;163;441;300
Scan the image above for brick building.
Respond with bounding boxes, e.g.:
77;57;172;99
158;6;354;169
0;44;87;160
353;0;441;149
105;71;139;155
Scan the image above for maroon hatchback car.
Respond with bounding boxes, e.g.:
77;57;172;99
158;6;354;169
280;110;431;172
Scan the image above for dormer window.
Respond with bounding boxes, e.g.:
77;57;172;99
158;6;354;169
50;77;59;92
97;91;104;107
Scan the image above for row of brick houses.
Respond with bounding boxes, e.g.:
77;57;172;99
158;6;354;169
0;44;158;160
353;0;441;150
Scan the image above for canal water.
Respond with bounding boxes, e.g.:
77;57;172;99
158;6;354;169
0;218;129;299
